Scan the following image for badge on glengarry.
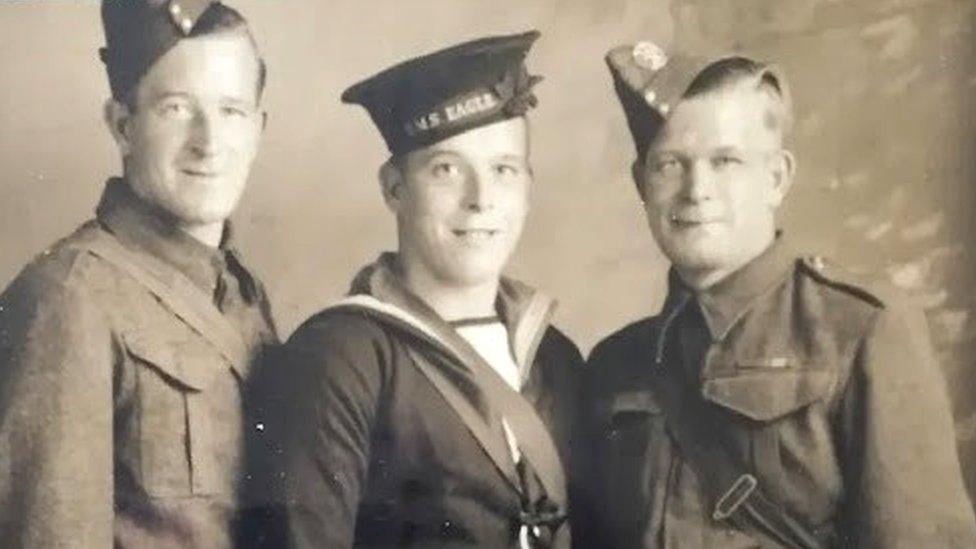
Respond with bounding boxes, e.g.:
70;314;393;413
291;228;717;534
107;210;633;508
166;0;215;35
632;41;668;71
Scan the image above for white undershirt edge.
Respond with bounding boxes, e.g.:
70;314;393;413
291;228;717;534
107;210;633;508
455;321;523;463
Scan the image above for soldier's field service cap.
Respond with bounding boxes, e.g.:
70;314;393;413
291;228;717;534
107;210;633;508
341;30;544;156
99;0;241;99
605;41;791;158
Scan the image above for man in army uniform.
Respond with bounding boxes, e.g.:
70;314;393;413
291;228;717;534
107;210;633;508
574;43;976;547
0;1;276;547
266;31;582;548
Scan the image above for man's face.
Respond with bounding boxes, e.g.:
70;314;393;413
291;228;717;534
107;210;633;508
111;30;264;226
385;117;532;289
638;83;793;285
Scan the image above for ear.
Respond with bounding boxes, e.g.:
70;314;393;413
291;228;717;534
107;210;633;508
104;98;133;157
379;159;405;213
631;158;648;203
766;148;795;208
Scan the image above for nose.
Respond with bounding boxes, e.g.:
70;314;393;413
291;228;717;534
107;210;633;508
462;169;494;212
187;109;219;158
683;160;715;202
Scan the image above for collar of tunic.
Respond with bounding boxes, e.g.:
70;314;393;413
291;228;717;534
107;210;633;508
658;235;798;347
94;178;253;302
346;252;556;381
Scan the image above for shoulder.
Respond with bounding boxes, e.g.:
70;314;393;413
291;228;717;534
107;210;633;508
798;258;948;399
793;254;927;346
795;254;904;310
0;225;122;380
284;306;401;383
281;306;424;410
288;307;393;350
1;222;114;311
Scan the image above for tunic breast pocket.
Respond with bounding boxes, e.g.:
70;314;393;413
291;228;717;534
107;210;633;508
701;366;833;423
605;392;664;471
599;390;666;531
608;390;662;434
701;363;838;511
123;327;229;498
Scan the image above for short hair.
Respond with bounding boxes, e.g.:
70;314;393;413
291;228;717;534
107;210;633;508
124;6;267;110
682;56;793;141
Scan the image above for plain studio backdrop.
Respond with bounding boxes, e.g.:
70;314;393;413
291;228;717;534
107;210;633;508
2;0;976;501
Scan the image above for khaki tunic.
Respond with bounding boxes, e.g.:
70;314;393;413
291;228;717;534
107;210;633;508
576;237;976;548
0;179;278;548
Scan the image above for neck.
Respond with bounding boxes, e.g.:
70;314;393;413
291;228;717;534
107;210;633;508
179;221;225;248
122;174;225;248
396;259;499;322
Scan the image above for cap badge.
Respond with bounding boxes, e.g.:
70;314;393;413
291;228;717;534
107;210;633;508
632;41;668;71
166;0;213;36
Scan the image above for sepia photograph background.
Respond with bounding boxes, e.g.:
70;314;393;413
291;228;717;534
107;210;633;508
2;0;975;501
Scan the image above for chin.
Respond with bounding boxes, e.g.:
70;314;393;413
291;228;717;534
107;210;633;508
662;244;729;272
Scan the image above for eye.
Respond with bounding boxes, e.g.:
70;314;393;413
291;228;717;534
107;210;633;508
712;154;743;168
650;155;682;175
220;104;250;118
430;161;462;178
156;100;192;120
493;163;523;177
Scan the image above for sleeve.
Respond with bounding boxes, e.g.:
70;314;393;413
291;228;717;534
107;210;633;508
0;268;116;548
276;313;392;548
841;299;976;547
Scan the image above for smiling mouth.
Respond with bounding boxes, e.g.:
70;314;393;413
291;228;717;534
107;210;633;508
181;168;219;178
672;218;712;227
452;228;499;241
669;214;724;227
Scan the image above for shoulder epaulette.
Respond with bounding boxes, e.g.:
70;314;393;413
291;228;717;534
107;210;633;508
797;255;887;308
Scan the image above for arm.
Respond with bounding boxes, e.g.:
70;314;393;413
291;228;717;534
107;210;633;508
841;300;976;547
0;265;116;548
277;313;391;548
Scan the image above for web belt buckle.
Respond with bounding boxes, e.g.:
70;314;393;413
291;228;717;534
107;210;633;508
712;473;758;520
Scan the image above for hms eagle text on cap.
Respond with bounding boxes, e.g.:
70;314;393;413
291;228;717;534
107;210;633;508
341;30;543;155
406;92;500;137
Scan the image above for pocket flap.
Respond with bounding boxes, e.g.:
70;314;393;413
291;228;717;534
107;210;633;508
122;323;222;391
702;369;832;421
